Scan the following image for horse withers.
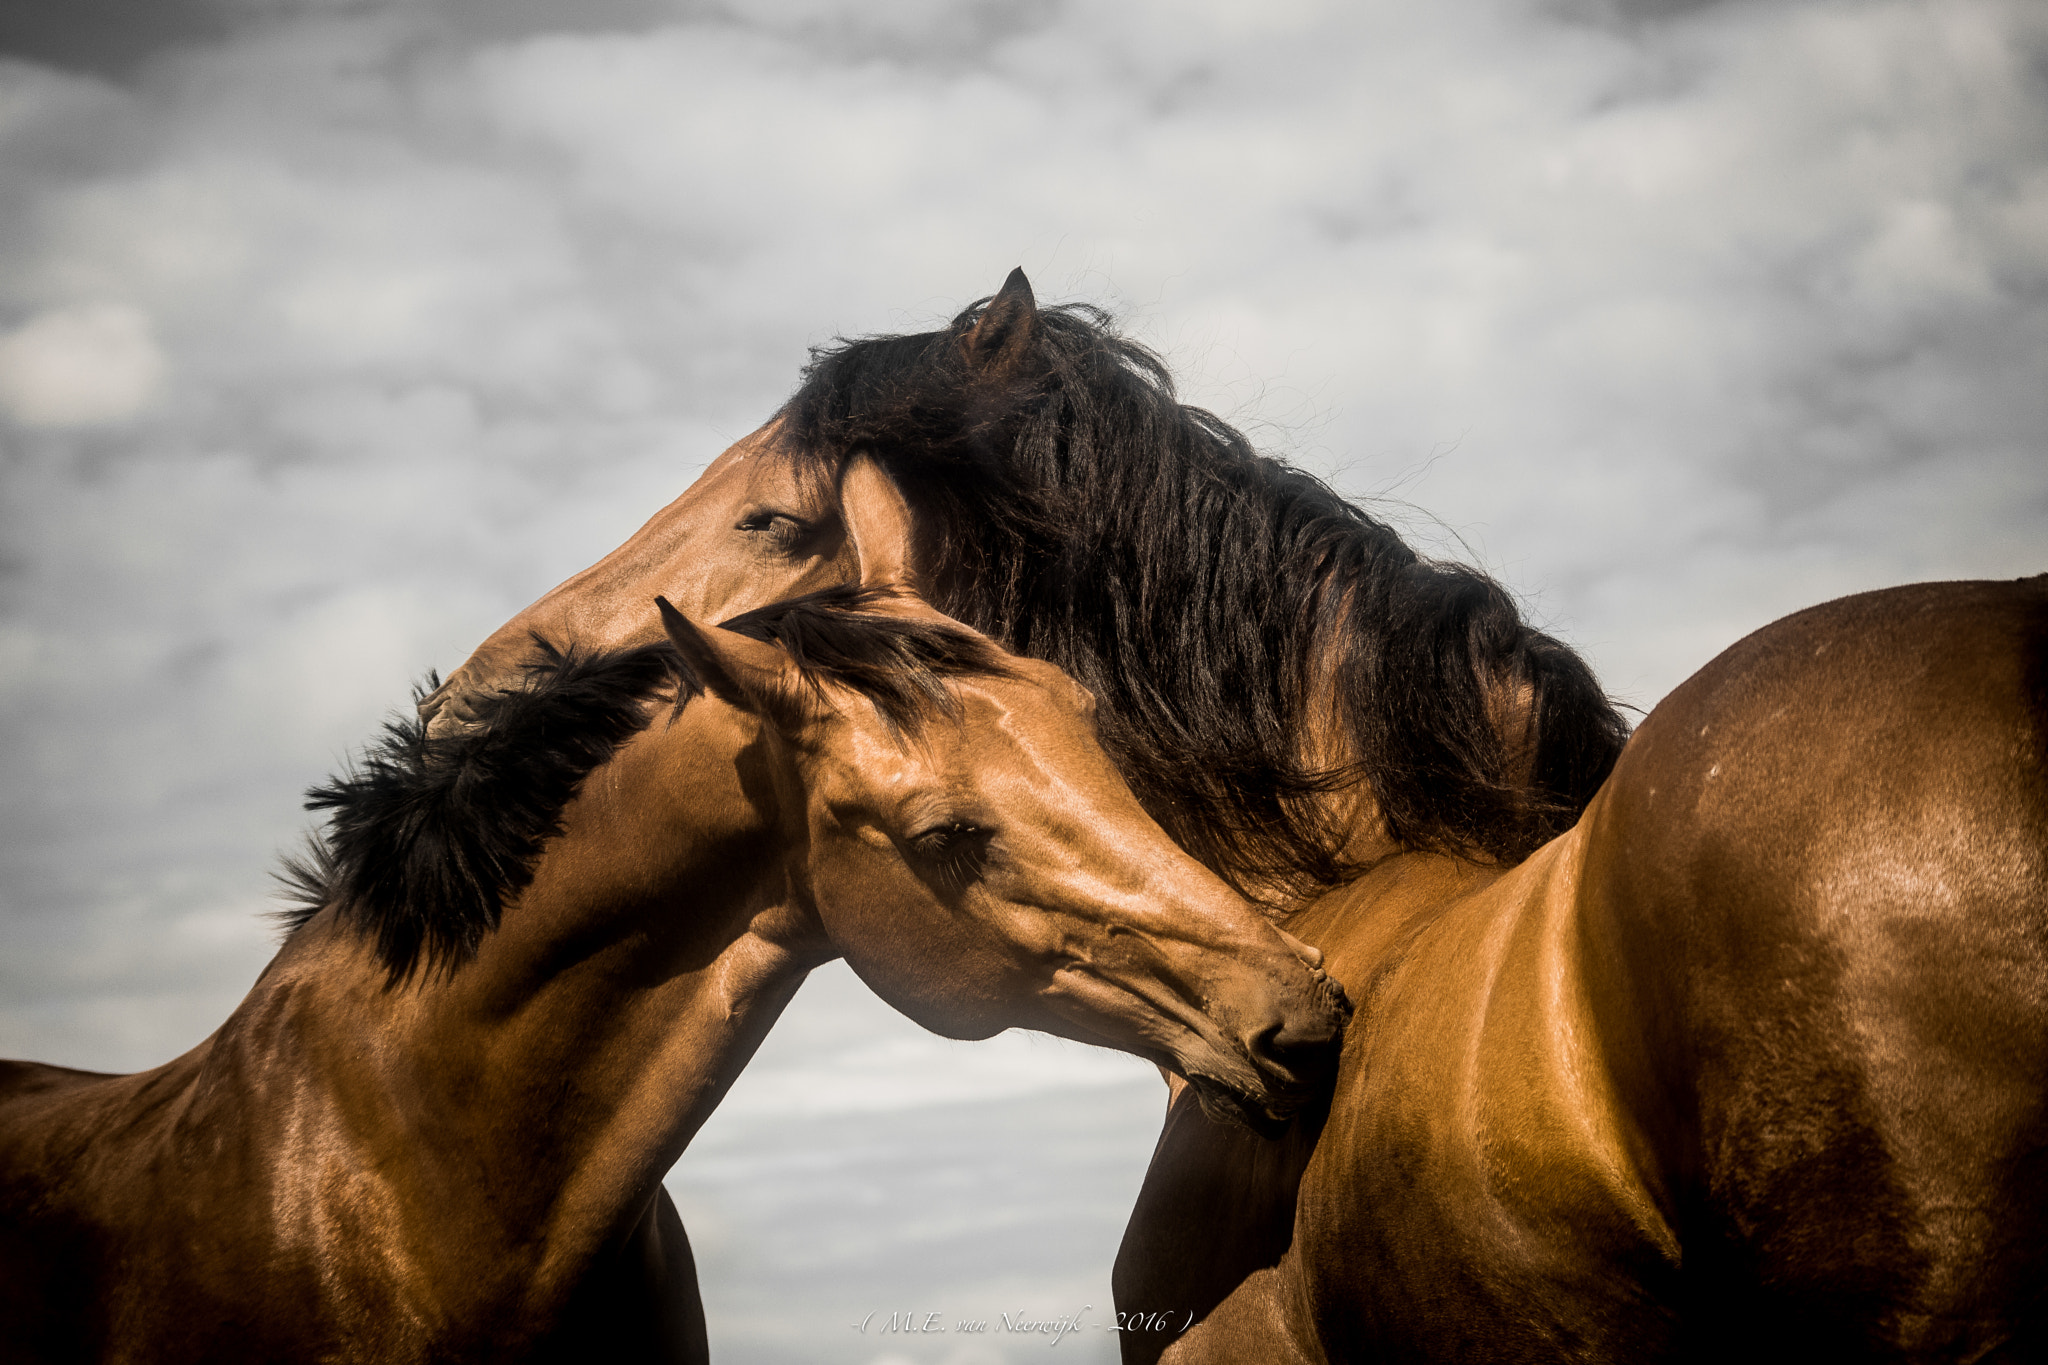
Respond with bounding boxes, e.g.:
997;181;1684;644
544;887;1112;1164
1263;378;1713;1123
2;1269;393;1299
0;464;1349;1363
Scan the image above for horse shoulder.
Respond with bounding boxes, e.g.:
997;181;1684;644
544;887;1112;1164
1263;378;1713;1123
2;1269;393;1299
1105;871;1434;1365
1293;843;1681;1359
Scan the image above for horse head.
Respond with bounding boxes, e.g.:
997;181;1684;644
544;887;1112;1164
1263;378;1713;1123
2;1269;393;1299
658;587;1349;1130
416;419;862;743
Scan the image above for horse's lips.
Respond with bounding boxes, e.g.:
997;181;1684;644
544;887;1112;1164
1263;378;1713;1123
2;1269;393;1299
1040;954;1342;1118
1187;969;1351;1132
1185;1072;1299;1139
1249;965;1352;1091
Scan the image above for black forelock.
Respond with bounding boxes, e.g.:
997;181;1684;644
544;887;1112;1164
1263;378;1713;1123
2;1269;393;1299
721;584;1010;735
279;592;1008;983
778;294;1630;897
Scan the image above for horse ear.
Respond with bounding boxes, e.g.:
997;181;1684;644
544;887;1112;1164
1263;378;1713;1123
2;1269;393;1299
657;596;801;725
839;452;918;591
959;267;1041;378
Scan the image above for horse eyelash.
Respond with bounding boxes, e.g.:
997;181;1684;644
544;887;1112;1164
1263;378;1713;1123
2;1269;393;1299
914;823;992;891
736;512;808;551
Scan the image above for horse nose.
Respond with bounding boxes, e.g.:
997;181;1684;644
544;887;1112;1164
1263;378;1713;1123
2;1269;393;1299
1246;983;1348;1091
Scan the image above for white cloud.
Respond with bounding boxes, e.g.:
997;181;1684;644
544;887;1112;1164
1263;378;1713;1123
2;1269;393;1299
0;302;164;426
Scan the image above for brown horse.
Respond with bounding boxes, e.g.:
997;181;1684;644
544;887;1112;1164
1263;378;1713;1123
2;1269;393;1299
0;463;1348;1363
424;270;2048;1361
1113;578;2048;1363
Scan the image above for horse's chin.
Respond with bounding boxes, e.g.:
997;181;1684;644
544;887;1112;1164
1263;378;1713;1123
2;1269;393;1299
1186;1074;1296;1139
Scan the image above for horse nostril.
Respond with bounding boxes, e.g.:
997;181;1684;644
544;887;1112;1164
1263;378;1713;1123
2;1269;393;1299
1249;1014;1341;1082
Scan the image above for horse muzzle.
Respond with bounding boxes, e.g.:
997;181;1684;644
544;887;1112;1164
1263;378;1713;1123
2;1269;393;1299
1191;963;1352;1134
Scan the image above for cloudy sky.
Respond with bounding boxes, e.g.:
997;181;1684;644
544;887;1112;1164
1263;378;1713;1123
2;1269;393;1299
1;0;2042;1360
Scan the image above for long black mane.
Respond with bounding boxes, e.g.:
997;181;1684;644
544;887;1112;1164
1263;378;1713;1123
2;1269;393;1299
280;587;1004;982
780;275;1630;898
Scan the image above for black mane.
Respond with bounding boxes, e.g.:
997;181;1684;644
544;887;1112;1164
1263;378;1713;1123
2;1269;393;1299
779;288;1630;898
280;588;1003;982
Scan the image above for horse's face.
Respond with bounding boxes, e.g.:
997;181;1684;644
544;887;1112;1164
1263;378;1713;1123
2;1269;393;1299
420;420;856;741
815;658;1349;1126
660;597;1351;1130
428;269;1041;747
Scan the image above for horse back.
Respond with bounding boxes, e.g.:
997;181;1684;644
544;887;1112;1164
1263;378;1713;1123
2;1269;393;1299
1580;576;2048;1361
0;1040;319;1363
0;1059;134;1364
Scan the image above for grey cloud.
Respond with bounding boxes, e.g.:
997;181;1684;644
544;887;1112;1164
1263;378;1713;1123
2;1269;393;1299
1546;0;1746;32
0;0;231;79
0;0;1061;86
0;0;713;81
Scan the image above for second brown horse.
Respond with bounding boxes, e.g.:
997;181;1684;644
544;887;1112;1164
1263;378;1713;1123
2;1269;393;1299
1116;578;2048;1362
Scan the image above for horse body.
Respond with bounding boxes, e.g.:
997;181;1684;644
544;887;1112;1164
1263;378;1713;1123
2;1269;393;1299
1581;577;2048;1359
1117;826;1678;1364
1117;578;2048;1363
0;657;821;1362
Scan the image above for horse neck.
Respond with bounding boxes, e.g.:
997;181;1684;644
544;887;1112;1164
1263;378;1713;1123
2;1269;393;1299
1291;611;1406;881
230;696;827;1287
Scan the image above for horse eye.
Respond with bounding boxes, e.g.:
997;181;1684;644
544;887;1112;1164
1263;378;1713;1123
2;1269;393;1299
735;511;809;551
909;822;993;890
912;821;974;853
